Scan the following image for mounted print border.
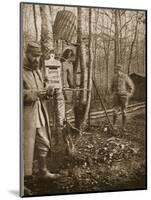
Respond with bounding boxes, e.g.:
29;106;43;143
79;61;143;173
20;2;147;197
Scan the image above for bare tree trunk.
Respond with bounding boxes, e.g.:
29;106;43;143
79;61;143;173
136;34;140;73
40;5;54;77
81;8;93;129
106;14;113;92
78;8;87;104
101;11;113;92
74;7;87;129
123;12;128;70
73;48;80;129
118;10;122;64
128;12;138;74
114;9;120;67
93;9;99;80
33;5;38;41
92;9;99;104
22;4;38;45
40;5;53;55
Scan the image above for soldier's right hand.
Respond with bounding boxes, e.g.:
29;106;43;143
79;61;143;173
37;90;47;99
46;86;55;97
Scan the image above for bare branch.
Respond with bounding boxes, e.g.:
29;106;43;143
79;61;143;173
119;13;137;33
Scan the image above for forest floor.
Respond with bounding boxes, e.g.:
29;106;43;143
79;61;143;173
24;108;146;197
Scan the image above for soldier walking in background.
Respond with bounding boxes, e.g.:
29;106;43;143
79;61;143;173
111;64;134;132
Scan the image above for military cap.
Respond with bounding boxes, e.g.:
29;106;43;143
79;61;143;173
26;41;42;56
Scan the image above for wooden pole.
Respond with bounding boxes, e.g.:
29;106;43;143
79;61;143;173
92;79;114;131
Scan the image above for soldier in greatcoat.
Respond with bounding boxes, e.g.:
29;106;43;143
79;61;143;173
23;42;60;179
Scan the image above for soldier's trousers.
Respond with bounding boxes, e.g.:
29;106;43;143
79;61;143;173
24;126;50;176
113;94;128;116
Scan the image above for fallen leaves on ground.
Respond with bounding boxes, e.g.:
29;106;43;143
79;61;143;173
25;110;146;195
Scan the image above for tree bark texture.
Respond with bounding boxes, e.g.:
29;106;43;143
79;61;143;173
81;8;93;129
40;5;53;55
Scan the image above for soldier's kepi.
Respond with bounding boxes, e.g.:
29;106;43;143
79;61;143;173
23;41;60;179
44;49;65;145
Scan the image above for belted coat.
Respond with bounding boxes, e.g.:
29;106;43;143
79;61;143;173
23;59;51;176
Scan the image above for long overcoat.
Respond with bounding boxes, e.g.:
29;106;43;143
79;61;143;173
23;61;51;176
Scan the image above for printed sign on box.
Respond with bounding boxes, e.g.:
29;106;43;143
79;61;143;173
45;59;62;89
46;66;62;89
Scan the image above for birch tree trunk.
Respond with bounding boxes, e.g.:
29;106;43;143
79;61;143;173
81;8;93;129
74;7;88;129
78;8;87;104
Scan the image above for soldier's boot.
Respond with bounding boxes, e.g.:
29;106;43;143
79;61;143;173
38;156;61;179
122;114;127;132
